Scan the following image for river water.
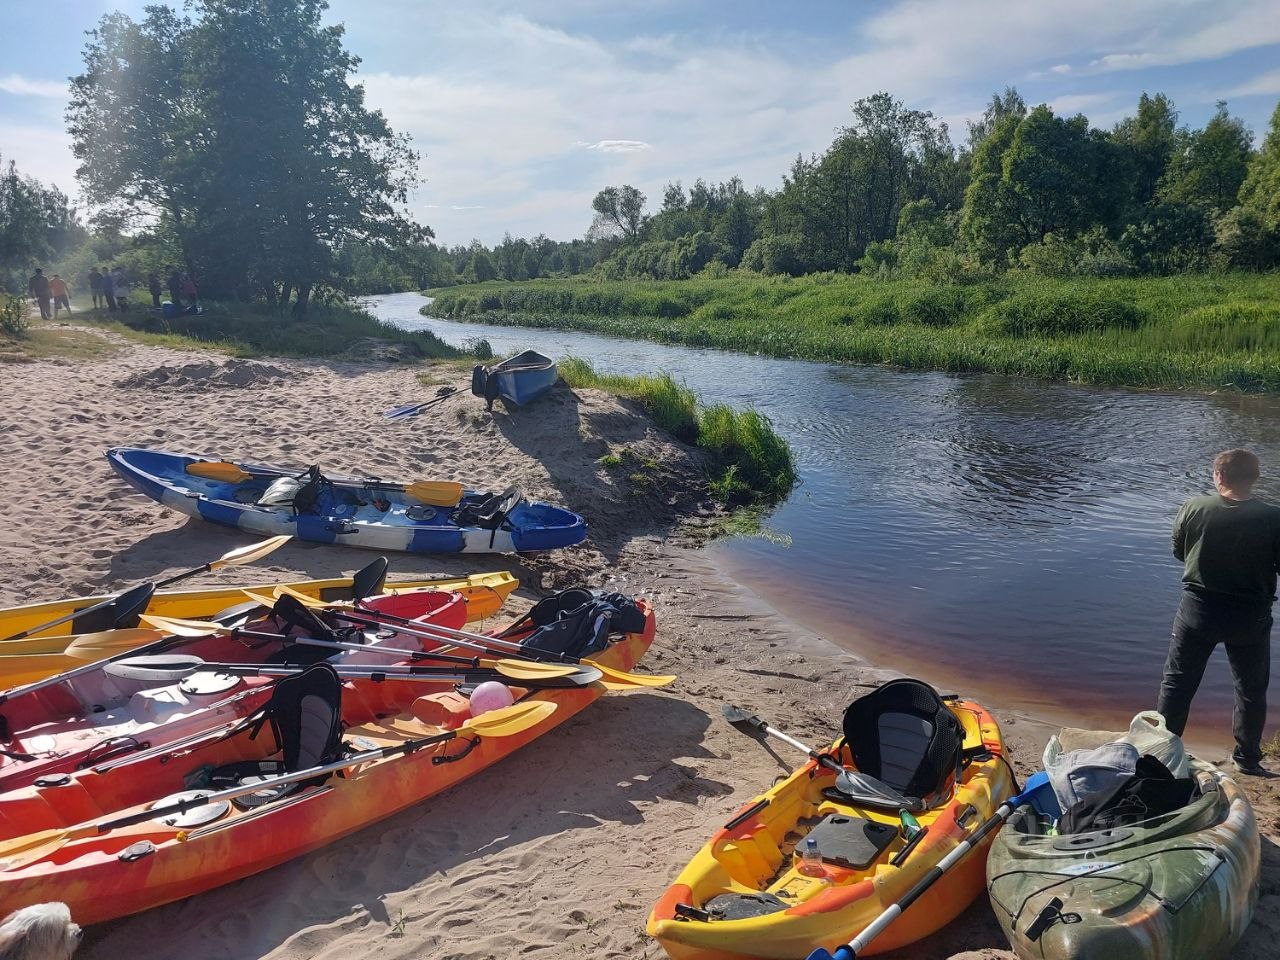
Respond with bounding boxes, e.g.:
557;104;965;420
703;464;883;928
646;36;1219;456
370;292;1280;741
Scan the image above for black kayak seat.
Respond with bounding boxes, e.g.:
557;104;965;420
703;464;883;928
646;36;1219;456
209;661;344;809
837;678;964;811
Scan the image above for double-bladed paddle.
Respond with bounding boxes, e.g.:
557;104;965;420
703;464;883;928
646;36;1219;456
131;614;590;684
805;772;1047;960
384;386;459;420
184;462;465;507
0;700;557;871
269;589;675;690
0;535;291;644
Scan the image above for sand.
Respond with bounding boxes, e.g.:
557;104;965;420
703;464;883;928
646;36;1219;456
0;323;1276;960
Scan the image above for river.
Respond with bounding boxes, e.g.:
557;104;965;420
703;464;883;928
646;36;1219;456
369;291;1280;743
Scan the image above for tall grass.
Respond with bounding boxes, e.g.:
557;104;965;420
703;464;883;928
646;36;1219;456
559;357;797;505
426;273;1280;392
112;299;462;360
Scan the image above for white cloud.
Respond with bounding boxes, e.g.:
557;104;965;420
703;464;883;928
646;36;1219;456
1047;92;1117;115
582;140;651;153
1227;69;1280;98
0;74;67;98
1049;64;1072;75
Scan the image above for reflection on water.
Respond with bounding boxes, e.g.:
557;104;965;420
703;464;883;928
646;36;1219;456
373;293;1280;742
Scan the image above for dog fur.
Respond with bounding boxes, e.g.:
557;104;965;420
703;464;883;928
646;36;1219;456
0;904;81;960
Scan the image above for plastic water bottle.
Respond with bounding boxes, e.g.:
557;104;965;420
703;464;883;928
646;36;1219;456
798;837;826;877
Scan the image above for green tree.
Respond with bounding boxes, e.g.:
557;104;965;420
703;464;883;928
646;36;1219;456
1111;92;1178;208
590;185;647;240
966;87;1027;153
1239;100;1280;230
1160;101;1252;215
68;0;423;314
0;156;82;292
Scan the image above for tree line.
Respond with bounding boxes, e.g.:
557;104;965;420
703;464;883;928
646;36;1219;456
433;89;1280;287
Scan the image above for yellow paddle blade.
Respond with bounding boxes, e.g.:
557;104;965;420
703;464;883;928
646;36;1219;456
209;535;292;570
584;659;677;688
0;827;82;868
483;659;581;680
273;584;327;607
404;481;464;507
241;590;282;610
185;461;253;483
62;628;167;660
458;699;556;737
140;614;230;638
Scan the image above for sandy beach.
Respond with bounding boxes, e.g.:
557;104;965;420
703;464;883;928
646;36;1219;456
0;323;1276;960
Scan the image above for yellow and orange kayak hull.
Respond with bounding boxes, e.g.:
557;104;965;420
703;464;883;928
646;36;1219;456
647;699;1014;959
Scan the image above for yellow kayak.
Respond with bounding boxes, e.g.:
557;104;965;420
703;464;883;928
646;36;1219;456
648;683;1014;959
0;571;517;688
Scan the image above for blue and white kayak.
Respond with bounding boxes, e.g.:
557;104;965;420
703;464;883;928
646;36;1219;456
106;447;588;554
472;350;558;409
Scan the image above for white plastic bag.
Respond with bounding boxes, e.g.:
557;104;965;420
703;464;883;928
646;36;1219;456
1122;710;1189;778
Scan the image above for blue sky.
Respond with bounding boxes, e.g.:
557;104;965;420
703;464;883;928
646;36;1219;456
2;0;1279;246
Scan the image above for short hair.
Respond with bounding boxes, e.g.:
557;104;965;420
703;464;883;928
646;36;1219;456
1214;449;1260;487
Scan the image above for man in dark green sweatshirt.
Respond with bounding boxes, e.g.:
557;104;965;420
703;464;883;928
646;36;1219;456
1157;449;1280;777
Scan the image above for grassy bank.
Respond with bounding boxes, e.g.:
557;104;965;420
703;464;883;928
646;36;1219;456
559;357;797;506
109;299;462;360
426;273;1280;392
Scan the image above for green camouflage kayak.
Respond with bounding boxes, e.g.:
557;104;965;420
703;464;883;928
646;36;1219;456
987;761;1259;959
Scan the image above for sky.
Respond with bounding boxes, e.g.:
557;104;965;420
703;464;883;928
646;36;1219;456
2;0;1279;247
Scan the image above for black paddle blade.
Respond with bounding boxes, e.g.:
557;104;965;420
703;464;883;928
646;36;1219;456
272;593;338;641
722;704;768;736
70;582;157;635
351;557;389;602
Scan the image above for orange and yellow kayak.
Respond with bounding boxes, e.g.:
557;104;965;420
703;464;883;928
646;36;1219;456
647;697;1014;959
0;602;655;925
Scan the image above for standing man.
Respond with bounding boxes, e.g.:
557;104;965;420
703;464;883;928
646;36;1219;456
49;274;71;318
167;268;182;305
27;268;52;320
100;266;117;311
88;267;103;310
147;272;162;308
1157;449;1280;777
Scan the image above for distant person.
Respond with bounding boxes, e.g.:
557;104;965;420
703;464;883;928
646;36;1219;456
1157;449;1280;777
167;268;182;305
88;268;103;310
49;274;71;318
100;266;117;312
27;268;51;320
111;267;130;312
147;272;162;308
181;274;198;308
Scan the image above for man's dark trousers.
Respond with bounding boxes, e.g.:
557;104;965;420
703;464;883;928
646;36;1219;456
1158;591;1271;767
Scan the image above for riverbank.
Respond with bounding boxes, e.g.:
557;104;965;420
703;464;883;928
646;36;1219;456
0;325;1275;959
425;273;1280;393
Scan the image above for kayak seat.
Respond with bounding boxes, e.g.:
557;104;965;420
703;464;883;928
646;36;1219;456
837;678;964;812
209;662;344;809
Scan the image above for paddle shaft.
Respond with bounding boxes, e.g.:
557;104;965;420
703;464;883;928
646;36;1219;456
336;607;602;665
0;627;186;705
0;582;154;644
154;563;214;589
727;709;845;776
203;663;568;684
387;391;456;419
97;725;484;833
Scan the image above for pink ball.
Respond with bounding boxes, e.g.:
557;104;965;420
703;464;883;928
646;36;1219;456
468;681;514;715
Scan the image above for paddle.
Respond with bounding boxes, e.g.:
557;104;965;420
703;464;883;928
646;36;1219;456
94;652;604;689
0;535;290;644
128;615;587;683
722;704;849;776
384;386;459;420
271;591;675;689
0;582;155;645
0;626;181;705
184;462;464;507
805;772;1047;960
0;700;557;869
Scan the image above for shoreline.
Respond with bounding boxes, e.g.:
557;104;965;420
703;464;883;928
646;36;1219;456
0;324;1275;959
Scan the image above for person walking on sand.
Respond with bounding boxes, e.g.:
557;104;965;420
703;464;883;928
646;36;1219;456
1157;449;1280;777
147;272;162;308
27;268;52;320
100;266;117;312
49;274;71;318
88;267;103;310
